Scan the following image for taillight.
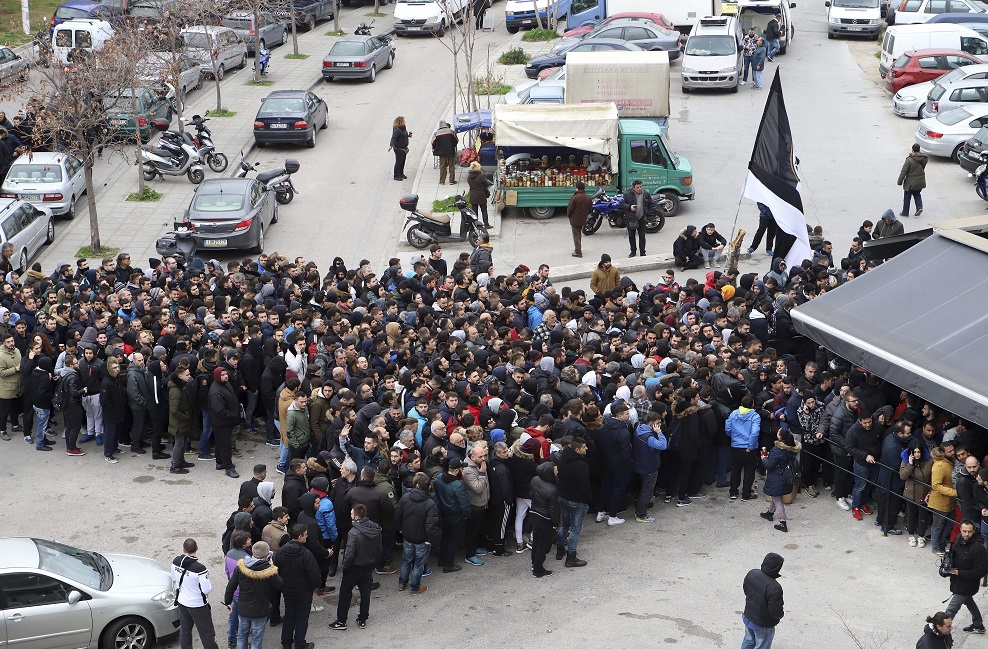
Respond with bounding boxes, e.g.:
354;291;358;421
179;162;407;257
0;193;16;198
138;117;148;127
254;121;265;129
891;68;903;77
354;61;367;67
323;60;332;67
234;217;253;232
933;101;939;111
293;121;308;129
926;130;943;139
42;193;63;201
249;25;255;35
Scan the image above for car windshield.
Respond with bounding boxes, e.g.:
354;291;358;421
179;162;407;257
329;41;366;55
939;67;972;86
34;539;109;590
55;6;91;19
6;164;63;182
102;94;139;111
972;125;988;142
937;107;975;125
258;97;305;114
660;133;679;167
221;18;252;29
130;5;162;17
832;0;879;7
193;192;245;213
685;35;736;56
181;32;211;48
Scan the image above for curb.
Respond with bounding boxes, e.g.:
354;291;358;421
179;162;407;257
549;254;677;282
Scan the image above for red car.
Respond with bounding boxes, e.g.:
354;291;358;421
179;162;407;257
561;12;674;38
884;48;981;94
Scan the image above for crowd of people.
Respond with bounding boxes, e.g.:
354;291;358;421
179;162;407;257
1;222;986;645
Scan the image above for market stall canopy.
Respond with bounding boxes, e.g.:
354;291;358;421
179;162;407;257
453;110;492;133
492;103;620;169
792;230;988;429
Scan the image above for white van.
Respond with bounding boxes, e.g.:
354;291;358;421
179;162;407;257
682;15;743;92
825;0;881;39
52;19;115;65
880;23;988;77
393;0;468;36
738;0;795;54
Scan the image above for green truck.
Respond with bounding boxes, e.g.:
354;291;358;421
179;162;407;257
492;103;694;219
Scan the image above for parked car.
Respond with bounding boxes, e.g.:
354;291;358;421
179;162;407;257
221;11;289;53
888;0;987;24
506;67;566;104
183;178;277;253
883;47;981;93
561;12;674;38
321;34;395;82
880;24;988;77
0;200;54;272
925;76;988;113
957;124;988;169
524;38;642;78
0;152;87;219
180;25;248;80
51;18;115;65
550;18;681;57
103;87;172;143
280;0;336;32
127;0;180;25
50;0;126;28
893;78;941;116
253;89;328;148
0;46;29;85
914;102;988;158
137;53;203;97
0;537;179;649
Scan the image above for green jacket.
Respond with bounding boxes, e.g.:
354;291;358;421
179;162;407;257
168;375;192;435
0;346;22;399
285;402;311;449
372;470;397;529
897;152;927;192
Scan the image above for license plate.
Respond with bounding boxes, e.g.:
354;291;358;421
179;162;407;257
203;239;227;247
21;194;40;200
849;26;865;30
270;123;288;129
335;62;351;66
407;26;419;31
521;19;533;24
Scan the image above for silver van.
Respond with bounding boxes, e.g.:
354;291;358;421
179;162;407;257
682;15;743;92
180;25;248;80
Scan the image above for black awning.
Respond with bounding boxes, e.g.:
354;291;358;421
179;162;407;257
792;232;988;428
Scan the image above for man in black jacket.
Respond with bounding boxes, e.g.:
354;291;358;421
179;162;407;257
282;459;308;523
394;472;439;594
555;438;592;567
846;410;883;521
329;503;382;630
597;403;633;527
223;541;283;649
529;462;558;578
619;180;651;258
27;356;53;452
431;121;458;185
486;441;514;556
945;520;988;633
741;552;785;648
209;367;241;478
274;524;321;649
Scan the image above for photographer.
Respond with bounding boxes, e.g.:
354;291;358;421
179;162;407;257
943;520;988;634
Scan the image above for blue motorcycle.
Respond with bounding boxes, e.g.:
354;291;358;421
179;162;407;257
582;187;666;235
258;47;271;76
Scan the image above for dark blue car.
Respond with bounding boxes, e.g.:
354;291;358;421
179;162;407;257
51;0;126;29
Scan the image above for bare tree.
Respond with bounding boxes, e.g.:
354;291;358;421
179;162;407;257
434;0;479;115
830;606;892;649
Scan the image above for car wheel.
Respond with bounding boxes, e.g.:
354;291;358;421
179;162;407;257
18;249;27;273
507;25;518;33
367;64;376;82
195;72;204;90
731;81;739;93
952;143;964;162
886;8;895;24
828;32;834;39
239;53;248;69
255;141;266;148
307;15;316;31
682;85;690;93
324;76;333;82
306;128;316;148
18;64;29;82
779;42;787;55
385;51;394;69
101;617;152;649
527;206;556;220
253;227;264;254
437;20;446;36
45;218;55;244
215;64;225;80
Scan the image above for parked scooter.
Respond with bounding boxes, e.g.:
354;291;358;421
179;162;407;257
258;47;271;76
235;155;300;204
582;188;667;235
354;20;394;43
154;220;198;266
185;115;227;172
142;120;205;184
400;194;487;249
974;151;988;202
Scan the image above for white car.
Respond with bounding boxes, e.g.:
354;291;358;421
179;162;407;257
914;103;988;158
893;79;939;117
0;152;87;219
0;199;54;272
888;0;988;24
505;67;566;104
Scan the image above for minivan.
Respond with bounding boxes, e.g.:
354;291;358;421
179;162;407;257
682;15;743;92
180;25;248;80
880;23;988;76
51;18;115;65
504;0;573;33
393;0;468;36
825;0;881;38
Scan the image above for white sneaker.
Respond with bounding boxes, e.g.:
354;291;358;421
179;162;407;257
595;512;607;523
836;497;851;511
704;262;711;269
740;80;747;85
908;537;917;547
607;517;625;526
918;537;927;548
311;603;324;612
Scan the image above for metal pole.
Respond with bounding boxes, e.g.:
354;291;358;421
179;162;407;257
21;0;31;35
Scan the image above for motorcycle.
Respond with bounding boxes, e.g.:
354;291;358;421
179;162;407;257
154;220;198;266
582;188;667;235
974;151;988;202
354;20;394;44
235;155;300;204
400;193;487;249
141;120;205;184
258;47;271;76
185;115;228;172
33;35;52;68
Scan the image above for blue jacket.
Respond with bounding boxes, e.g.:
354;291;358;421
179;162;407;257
752;44;767;69
725;407;761;450
762;440;801;497
315;496;338;542
631;422;667;475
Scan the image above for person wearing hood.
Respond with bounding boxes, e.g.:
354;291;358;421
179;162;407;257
874;209;904;239
168;364;195;474
529;461;559;578
224;540;283;649
394;471;439;594
765;257;788;288
898;143;927;217
273;519;322;649
589;254;620;298
740;552;785;648
61;353;86;456
329;503;382;630
209;366;241;479
759;430;801;533
900;438;933;548
876;421;912;535
632;412;667;523
252;482;277;542
27;355;54;452
100;356;126;463
673;225;703;270
916;612;954;649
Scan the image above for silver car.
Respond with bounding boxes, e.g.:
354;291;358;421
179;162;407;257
926;77;988;115
0;46;30;85
1;152;87;219
0;537;179;649
0;199;55;271
137;53;204;98
321;34;395;82
222;11;289;53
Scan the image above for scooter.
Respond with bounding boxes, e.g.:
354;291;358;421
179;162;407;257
582;188;667;235
184;115;228;172
154;220;198;266
400;194;487;249
235;155;300;204
258;47;271;76
141;120;205;184
973;151;988;202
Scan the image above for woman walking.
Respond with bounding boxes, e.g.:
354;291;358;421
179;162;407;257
467;161;492;227
389;116;411;181
760;429;801;533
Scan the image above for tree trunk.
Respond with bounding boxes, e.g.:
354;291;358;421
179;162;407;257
291;0;299;55
212;58;223;114
84;161;101;251
333;0;340;33
374;0;380;13
254;7;263;82
136;137;145;196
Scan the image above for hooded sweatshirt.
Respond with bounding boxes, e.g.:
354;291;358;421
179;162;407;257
725;406;761;450
742;553;785;628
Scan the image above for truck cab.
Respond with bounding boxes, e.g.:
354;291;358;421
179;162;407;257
506;0;573;33
620;120;693;214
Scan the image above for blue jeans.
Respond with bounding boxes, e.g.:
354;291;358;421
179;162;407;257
741;623;776;649
399;540;429;591
557;498;589;554
753;69;763;88
902;190;923;215
850;463;878;509
767;38;780;58
199;411;213;455
278;442;290;472
33;406;49;449
236;614;267;649
931;510;954;552
227;596;239;643
742;54;753;81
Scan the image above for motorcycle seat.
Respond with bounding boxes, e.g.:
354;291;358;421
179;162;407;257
150;147;172;157
418;210;450;224
256;169;284;184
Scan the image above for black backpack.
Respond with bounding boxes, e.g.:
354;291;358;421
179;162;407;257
51;377;70;411
782;456;802;486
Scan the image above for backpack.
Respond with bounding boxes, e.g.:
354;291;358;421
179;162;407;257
781;456;802;486
665;417;682;452
51;377;70;411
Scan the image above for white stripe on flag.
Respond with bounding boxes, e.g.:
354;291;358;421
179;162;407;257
742;172;812;270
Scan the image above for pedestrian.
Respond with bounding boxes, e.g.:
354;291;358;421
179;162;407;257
752;38;767;90
566;181;592;258
765;13;782;60
473;0;488;29
900;439;933;549
285;391;311;460
274;523;321;649
223;530;251;649
467;161;492;227
898;143;927;217
486;441;514;555
740;27;757;85
555;436;591;567
0;331;23;440
126;348;151;454
388;116;410;181
433;457;471;572
224;540;282;649
168;362;195;475
740;552;785;649
329;503;382;630
929;445;957;556
846;409;881;521
876;420;912;535
394;471;439;594
61;353;86;456
209;366;241;479
528;461;558;578
916;612;954;649
760;429;800;533
631;411;667;523
698;222;728;269
874;209;905;239
27;355;53;452
99;356;126;463
295;492;332;599
597;402;633;526
673;225;703;270
78;345;104;444
748;203;777;256
172;538;220;649
589;254;620;297
943;520;988;633
619;179;651;257
431;121;458;185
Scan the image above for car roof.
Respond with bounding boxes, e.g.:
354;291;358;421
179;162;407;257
0;538;41;569
337;34;373;42
58;0;108;9
10;152;73;165
196;178;254;192
580;37;642;45
264;89;309;98
902;48;974;57
942;77;988;88
928;12;988;22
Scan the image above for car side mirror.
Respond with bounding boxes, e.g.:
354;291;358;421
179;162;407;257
790;2;796;6
14;54;21;59
824;1;830;6
67;591;82;605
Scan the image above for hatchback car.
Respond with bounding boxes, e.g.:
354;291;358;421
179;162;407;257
957;124;988;169
888;0;987;24
0;537;179;649
180;25;248;80
884;48;981;93
0;200;54;272
221;11;289;53
0;46;30;85
894;61;988;115
137;53;203;98
925;76;988;114
561;12;674;38
322;34;395;82
103;87;172;142
183;178;277;252
915;102;988;158
0;152;86;219
525;38;642;78
550;19;680;57
253;89;328;148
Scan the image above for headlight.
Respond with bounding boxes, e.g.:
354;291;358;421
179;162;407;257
152;590;176;608
506;11;514;16
898;95;915;102
829;16;840;23
682;67;696;74
720;66;736;73
869;18;880;23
